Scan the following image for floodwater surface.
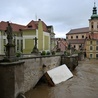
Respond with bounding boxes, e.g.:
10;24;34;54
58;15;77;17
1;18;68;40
25;59;98;98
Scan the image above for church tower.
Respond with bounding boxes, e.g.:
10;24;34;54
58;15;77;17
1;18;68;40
89;2;98;34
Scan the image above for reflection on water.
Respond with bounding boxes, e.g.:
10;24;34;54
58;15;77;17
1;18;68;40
25;59;98;98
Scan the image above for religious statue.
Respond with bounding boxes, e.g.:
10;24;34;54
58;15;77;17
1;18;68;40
34;37;38;48
6;21;13;44
31;37;39;53
3;21;17;62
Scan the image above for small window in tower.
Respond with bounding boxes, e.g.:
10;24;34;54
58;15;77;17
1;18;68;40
92;25;93;28
91;22;93;29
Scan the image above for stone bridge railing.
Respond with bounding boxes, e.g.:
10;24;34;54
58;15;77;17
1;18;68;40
61;55;78;71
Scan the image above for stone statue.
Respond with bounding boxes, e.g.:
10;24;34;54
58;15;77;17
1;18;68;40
34;37;38;48
31;37;39;53
3;21;17;62
6;21;13;44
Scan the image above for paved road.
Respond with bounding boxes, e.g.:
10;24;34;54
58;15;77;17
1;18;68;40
25;59;98;98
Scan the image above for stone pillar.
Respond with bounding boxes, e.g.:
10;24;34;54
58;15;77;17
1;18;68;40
0;61;25;98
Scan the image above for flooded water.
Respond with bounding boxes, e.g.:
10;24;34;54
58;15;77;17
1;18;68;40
25;59;98;98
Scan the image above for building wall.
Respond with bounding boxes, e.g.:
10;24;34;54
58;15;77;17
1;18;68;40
89;19;98;32
23;30;36;53
38;20;44;51
38;20;50;52
0;31;2;54
66;33;87;39
86;40;98;58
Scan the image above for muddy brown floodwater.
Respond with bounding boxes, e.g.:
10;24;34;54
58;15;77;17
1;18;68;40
25;59;98;98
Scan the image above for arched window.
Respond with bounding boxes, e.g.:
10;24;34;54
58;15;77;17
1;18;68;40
91;22;93;29
96;46;98;50
90;46;93;50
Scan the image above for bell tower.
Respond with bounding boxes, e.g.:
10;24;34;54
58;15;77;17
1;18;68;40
89;2;98;34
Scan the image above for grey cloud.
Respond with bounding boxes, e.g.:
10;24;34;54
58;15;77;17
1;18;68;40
0;0;97;37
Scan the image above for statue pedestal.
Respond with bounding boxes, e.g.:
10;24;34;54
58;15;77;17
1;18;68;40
4;44;17;62
31;46;39;54
0;61;25;98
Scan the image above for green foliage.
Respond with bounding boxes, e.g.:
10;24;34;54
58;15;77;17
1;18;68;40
64;51;70;56
16;51;22;57
41;51;46;55
46;51;50;55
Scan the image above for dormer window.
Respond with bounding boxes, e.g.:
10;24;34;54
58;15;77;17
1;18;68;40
28;25;32;28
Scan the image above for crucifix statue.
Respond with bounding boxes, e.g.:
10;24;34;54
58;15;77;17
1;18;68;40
33;37;38;49
31;37;39;53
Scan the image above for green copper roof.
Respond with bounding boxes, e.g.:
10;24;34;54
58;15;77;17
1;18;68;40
91;2;98;19
91;14;98;19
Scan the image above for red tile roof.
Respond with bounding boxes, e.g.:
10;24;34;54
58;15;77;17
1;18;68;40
26;19;48;32
0;19;50;32
66;27;89;35
0;21;25;32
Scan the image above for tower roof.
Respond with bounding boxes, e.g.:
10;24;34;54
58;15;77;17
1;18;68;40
91;2;98;19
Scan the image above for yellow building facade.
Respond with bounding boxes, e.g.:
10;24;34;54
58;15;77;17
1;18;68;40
86;40;98;58
0;19;55;55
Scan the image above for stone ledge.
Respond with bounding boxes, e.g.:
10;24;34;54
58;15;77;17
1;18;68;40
0;60;25;66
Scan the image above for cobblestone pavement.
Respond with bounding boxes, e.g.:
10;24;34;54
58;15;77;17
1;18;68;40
25;59;98;98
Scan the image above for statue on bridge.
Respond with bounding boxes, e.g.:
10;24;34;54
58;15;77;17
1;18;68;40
31;37;39;54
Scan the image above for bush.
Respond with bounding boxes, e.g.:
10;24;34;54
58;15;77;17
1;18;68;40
16;51;22;57
51;51;55;55
64;51;67;55
41;51;46;55
46;51;50;55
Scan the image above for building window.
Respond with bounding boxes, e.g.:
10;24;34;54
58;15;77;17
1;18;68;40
97;23;98;29
90;54;92;58
66;36;68;39
96;54;98;58
90;41;92;44
74;45;76;48
96;41;98;45
21;40;23;52
96;46;98;50
76;36;78;39
17;40;19;51
3;39;6;45
91;22;93;29
71;36;73;39
90;46;93;50
3;39;6;52
82;35;84;39
92;25;93;29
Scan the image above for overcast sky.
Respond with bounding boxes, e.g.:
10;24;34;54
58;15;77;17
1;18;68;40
0;0;97;38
